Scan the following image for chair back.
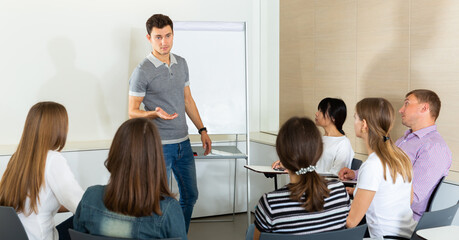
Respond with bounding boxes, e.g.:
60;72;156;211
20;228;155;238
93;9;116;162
411;202;459;240
350;158;362;170
259;224;367;240
0;206;29;240
68;229;180;240
425;176;445;212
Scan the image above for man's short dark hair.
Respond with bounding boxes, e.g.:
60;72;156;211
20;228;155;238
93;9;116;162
146;14;173;35
406;89;441;120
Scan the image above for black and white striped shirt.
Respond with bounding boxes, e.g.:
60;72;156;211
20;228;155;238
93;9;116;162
254;179;350;235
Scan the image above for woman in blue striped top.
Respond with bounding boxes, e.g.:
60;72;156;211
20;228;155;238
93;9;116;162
246;117;351;240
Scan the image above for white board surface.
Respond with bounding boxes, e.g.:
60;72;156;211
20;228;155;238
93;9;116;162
173;21;247;135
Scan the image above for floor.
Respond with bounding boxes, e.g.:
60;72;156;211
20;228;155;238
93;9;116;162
188;213;253;240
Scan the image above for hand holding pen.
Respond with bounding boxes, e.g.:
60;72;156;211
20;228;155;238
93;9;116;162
271;160;286;172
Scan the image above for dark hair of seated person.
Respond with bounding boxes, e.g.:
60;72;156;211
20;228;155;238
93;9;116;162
276;117;330;212
104;118;174;217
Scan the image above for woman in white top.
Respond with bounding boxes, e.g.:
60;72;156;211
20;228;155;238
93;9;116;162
273;98;354;175
314;98;354;175
346;98;416;239
0;102;84;240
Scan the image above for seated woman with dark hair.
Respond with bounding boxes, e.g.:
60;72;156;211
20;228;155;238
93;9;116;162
73;118;187;239
247;117;350;240
272;98;354;175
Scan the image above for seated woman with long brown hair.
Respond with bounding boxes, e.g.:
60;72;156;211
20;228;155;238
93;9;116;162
346;98;416;239
0;101;84;240
73;118;187;239
246;117;350;240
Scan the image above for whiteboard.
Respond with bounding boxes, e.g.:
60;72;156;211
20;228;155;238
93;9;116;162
174;22;247;135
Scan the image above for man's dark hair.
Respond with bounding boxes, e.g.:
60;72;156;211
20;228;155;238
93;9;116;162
146;14;173;35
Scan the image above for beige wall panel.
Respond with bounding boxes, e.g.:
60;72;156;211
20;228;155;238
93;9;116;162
315;33;356;53
410;50;459;173
410;49;459;75
296;37;315;71
279;86;315;125
280;0;315;126
315;51;356;77
451;161;459;175
411;0;459;50
354;0;409;156
280;0;314;33
279;0;459;179
446;171;459;183
280;48;314;125
409;0;459;175
356;51;409;98
355;49;409;154
357;30;409;52
315;0;356;36
357;0;409;33
280;79;315;125
314;1;355;53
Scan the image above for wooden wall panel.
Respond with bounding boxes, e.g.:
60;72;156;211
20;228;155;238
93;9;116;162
314;0;357;146
356;0;410;153
411;0;459;173
279;0;315;125
280;0;459;181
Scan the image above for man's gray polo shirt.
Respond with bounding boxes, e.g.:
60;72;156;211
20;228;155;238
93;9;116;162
129;53;190;144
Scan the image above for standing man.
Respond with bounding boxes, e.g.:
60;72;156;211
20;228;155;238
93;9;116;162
339;89;452;221
128;14;212;232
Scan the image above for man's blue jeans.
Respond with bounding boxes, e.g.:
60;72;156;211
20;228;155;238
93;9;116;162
162;139;198;233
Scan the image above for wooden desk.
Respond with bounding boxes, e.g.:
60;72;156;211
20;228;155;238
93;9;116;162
416;225;459;239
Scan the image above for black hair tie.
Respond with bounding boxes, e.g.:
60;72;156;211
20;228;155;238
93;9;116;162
383;136;390;142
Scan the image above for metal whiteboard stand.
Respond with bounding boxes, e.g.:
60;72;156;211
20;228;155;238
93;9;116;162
190;144;248;223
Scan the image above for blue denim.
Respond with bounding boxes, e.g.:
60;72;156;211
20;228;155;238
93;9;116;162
56;216;73;240
73;185;187;240
246;224;255;240
162;139;198;233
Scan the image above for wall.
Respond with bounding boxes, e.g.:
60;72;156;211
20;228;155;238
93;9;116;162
280;0;459;182
0;0;262;149
259;0;280;133
248;141;289;211
0;0;270;219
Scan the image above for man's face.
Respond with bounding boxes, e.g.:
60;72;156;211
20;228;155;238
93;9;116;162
399;94;423;128
147;25;173;56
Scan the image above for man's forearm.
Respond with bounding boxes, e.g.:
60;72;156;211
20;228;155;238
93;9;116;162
129;109;156;119
185;101;204;130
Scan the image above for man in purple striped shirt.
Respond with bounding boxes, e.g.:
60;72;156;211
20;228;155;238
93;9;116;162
339;89;452;221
